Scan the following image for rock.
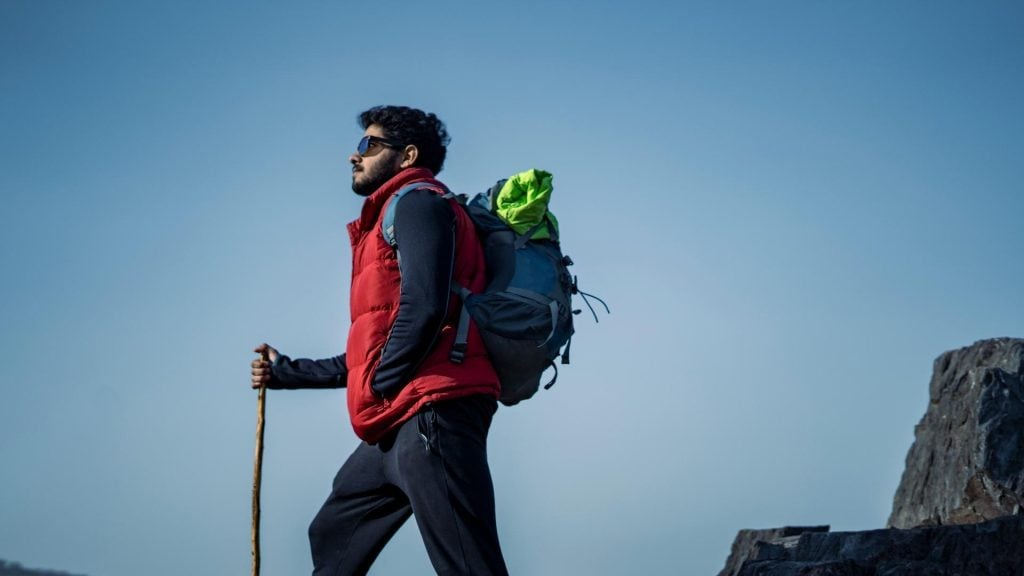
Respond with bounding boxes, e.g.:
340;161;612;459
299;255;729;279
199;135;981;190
718;338;1024;576
735;515;1024;576
888;337;1024;529
718;526;829;576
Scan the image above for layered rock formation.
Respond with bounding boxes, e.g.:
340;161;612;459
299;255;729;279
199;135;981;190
718;526;829;576
889;337;1024;528
725;516;1024;576
724;516;1024;573
719;338;1024;576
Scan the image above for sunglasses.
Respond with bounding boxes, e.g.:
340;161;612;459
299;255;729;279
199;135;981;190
356;135;403;157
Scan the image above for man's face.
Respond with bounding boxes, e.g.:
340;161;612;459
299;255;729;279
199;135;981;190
350;124;404;197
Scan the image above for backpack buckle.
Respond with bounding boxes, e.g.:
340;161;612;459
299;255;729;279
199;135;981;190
449;343;466;364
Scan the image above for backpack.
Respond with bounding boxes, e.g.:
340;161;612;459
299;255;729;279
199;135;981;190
383;169;607;406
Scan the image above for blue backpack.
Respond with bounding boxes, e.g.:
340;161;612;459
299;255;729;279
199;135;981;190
383;172;607;405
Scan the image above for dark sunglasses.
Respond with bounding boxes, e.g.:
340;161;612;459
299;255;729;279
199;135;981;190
356;135;403;157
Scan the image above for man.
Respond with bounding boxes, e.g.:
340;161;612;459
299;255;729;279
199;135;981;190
250;106;508;576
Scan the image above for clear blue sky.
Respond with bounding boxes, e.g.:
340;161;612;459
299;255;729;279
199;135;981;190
2;2;1022;575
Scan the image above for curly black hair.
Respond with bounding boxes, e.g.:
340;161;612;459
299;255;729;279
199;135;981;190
358;106;451;175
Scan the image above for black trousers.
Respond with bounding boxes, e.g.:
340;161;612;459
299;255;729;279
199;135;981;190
309;395;508;576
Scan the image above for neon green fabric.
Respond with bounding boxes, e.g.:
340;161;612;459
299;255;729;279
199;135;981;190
495;169;559;240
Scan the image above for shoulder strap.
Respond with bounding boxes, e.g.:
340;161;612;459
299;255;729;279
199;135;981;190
381;182;470;366
381;181;451;248
449;283;472;364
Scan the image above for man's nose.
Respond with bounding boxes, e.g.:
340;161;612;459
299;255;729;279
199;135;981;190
349;152;361;165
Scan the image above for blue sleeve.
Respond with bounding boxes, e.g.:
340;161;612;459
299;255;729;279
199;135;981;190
270;354;347;389
371;189;456;398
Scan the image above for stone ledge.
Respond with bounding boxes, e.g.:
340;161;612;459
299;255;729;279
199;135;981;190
736;514;1024;576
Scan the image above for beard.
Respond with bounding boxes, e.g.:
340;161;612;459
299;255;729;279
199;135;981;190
351;155;401;197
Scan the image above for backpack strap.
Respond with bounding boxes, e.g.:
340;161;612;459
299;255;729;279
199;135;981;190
512;215;559;250
513;218;547;250
381;181;451;248
381;182;470;365
543;360;559;390
450;283;472;364
503;287;559;345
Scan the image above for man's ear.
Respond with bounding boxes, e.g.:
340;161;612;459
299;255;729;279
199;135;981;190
399;145;419;169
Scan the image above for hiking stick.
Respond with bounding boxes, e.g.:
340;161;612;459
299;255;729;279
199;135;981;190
251;350;268;576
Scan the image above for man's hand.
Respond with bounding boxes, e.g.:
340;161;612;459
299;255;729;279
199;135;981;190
251;343;280;389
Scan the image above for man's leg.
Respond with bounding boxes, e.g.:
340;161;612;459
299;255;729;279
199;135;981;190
309;441;412;576
393;395;509;576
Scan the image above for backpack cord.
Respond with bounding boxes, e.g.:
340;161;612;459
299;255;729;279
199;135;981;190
577;289;610;323
543;360;559;390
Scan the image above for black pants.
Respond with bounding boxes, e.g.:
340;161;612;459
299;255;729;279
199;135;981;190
309;395;508;576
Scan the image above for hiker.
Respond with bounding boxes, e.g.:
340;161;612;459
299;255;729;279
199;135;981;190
250;105;508;576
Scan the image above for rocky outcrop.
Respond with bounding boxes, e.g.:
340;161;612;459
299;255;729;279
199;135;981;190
718;526;829;576
719;338;1024;576
889;338;1024;529
735;515;1024;576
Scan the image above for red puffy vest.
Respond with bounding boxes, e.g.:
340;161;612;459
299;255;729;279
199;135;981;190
345;167;499;443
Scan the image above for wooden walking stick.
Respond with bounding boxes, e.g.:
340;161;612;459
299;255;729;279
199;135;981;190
252;350;268;576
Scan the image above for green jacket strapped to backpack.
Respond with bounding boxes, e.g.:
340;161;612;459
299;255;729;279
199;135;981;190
492;169;559;241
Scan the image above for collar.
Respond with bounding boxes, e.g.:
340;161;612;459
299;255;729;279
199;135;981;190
354;167;439;230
